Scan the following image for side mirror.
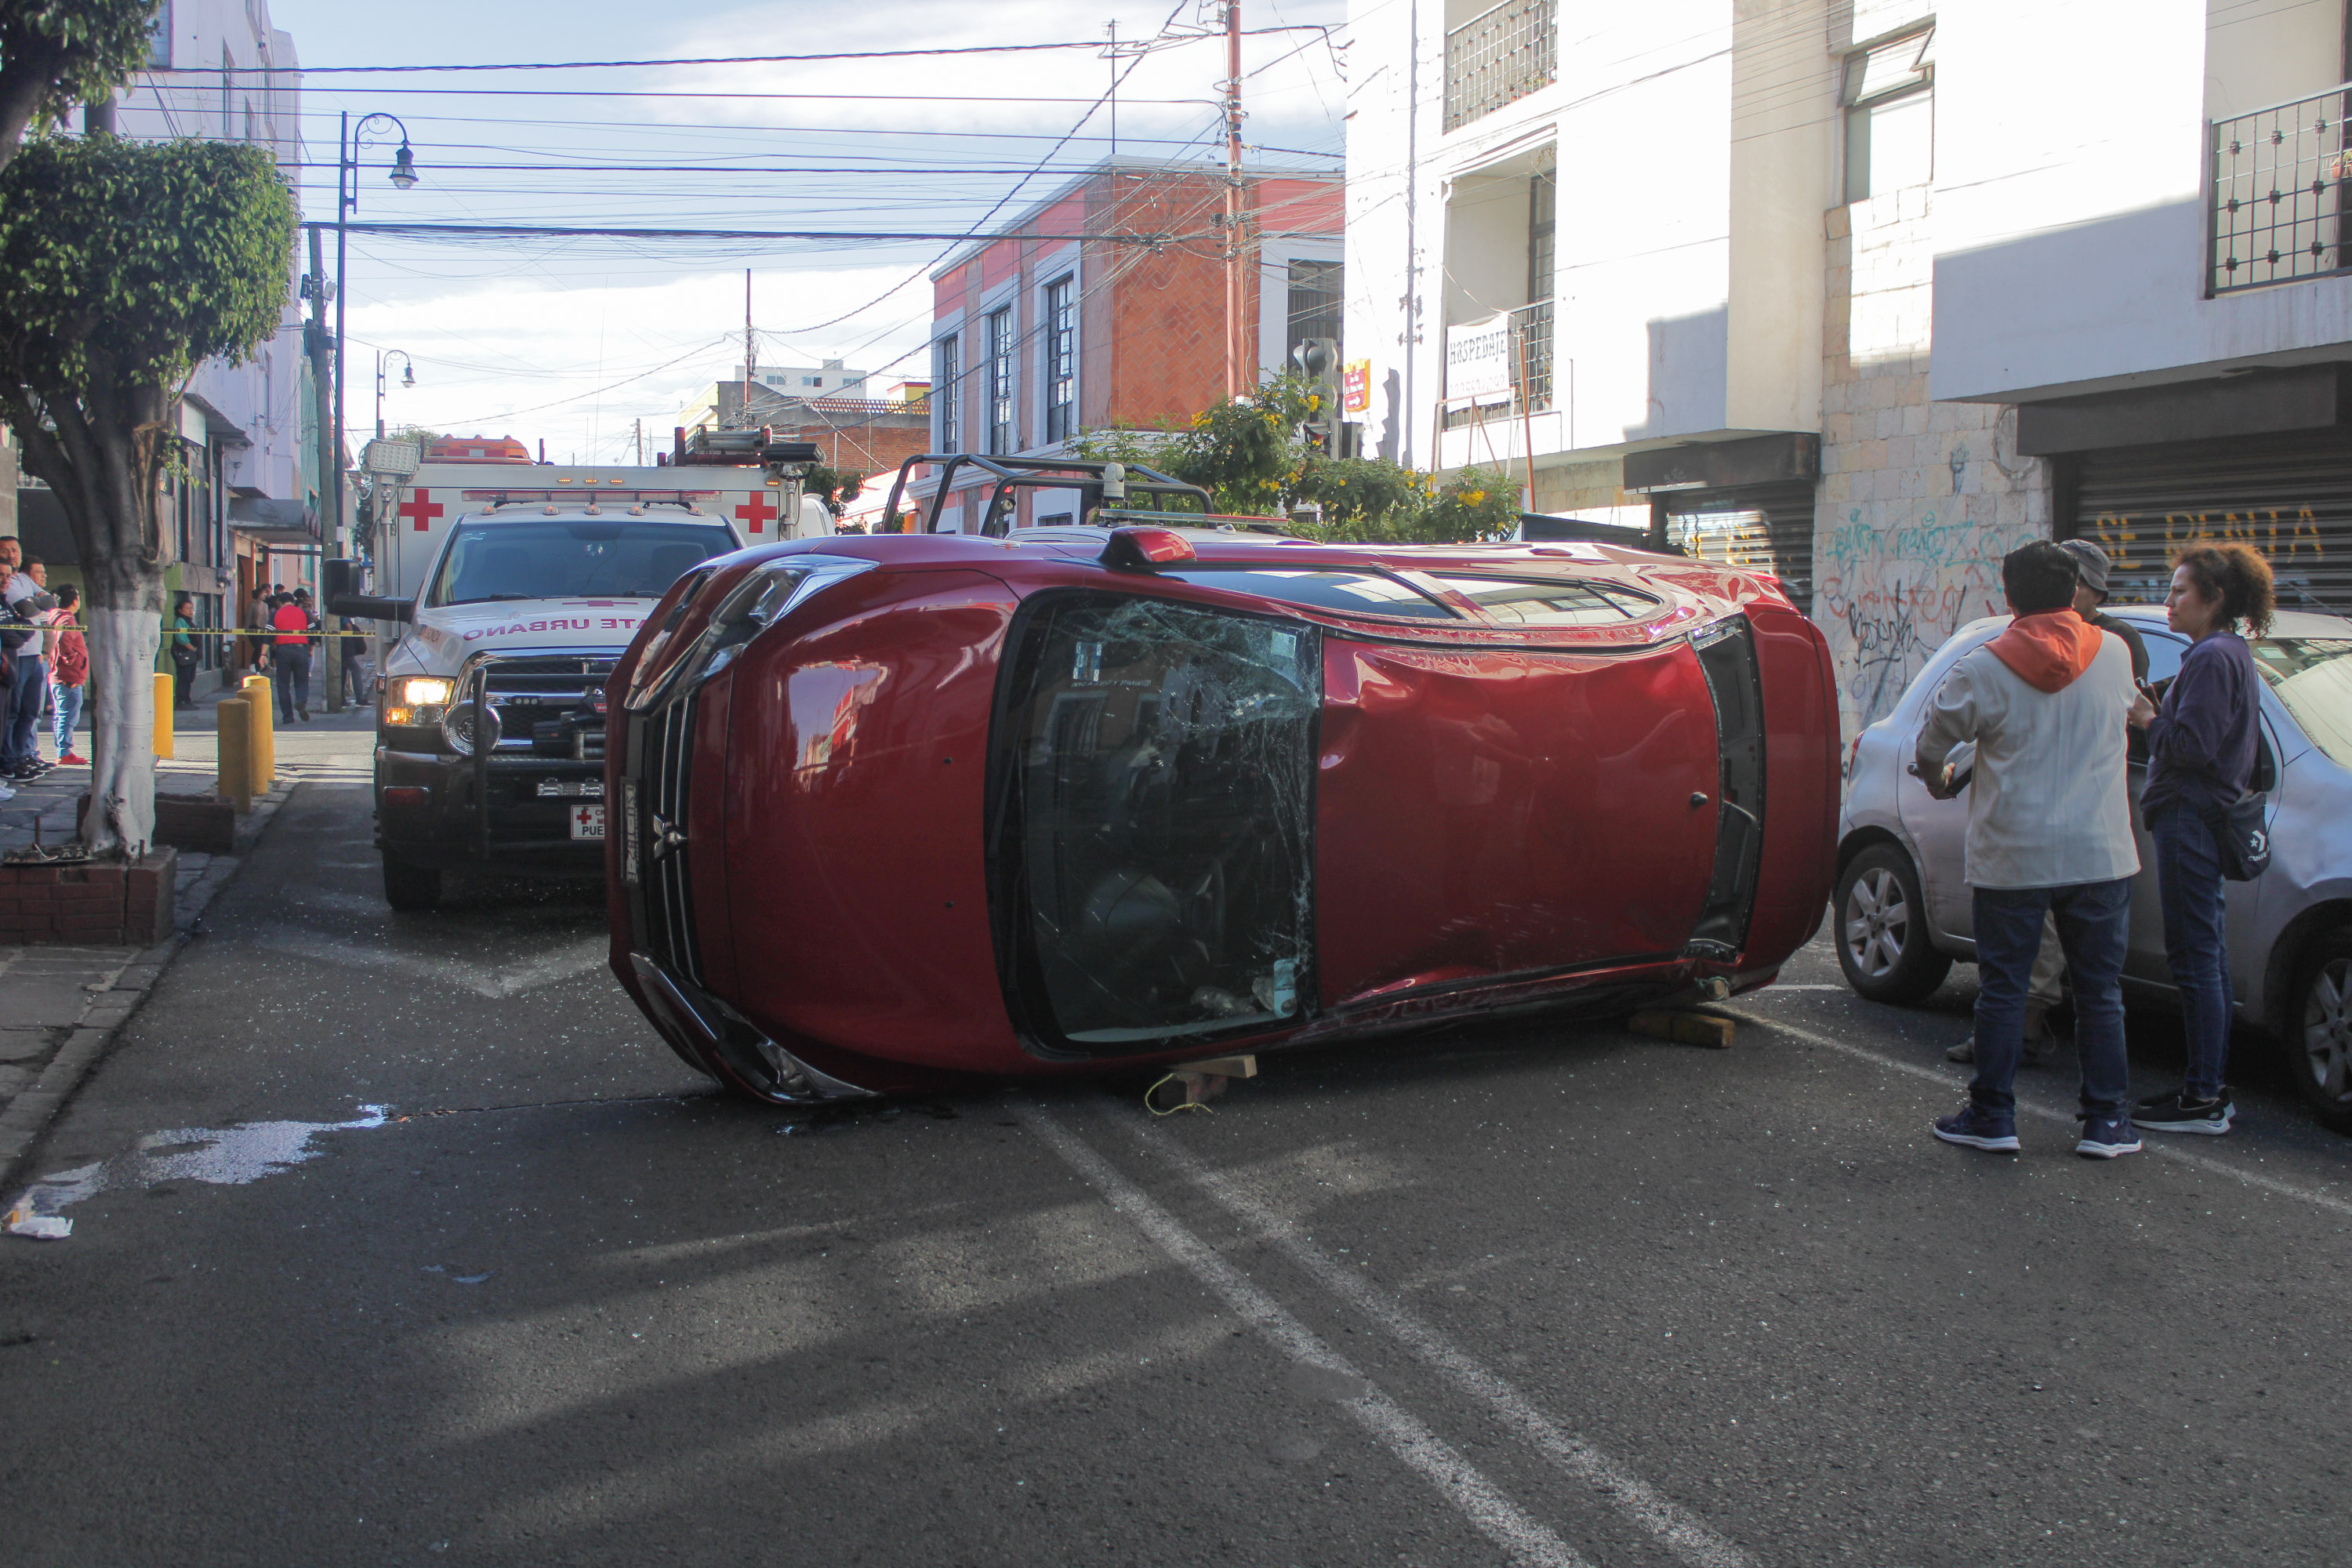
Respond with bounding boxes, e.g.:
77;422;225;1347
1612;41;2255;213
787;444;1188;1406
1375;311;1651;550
323;557;412;622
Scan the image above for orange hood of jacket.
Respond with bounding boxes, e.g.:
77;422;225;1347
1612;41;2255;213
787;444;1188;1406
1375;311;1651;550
1985;609;2105;693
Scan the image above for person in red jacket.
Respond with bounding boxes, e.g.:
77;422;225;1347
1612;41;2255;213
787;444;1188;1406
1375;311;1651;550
48;585;87;766
270;591;314;722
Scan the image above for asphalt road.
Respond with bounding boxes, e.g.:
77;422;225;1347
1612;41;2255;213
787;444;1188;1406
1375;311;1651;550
5;778;2351;1567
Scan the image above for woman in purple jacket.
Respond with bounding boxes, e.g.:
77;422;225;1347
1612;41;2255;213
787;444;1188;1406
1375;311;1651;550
2128;543;2274;1135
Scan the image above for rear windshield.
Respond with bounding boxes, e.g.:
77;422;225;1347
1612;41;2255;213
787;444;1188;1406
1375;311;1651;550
425;521;738;607
2252;637;2352;771
1430;575;1659;626
1156;568;1457;619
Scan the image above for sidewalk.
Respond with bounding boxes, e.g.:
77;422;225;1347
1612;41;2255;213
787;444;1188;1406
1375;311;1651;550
0;684;374;1181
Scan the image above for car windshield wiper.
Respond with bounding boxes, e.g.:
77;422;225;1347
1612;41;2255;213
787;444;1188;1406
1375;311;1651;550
448;593;535;604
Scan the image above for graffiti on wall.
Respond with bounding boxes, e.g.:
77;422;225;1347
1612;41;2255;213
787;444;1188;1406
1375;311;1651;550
1816;503;2034;740
2078;508;2326;607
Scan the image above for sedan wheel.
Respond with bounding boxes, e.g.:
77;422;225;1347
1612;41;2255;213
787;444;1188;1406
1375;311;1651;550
1833;844;1952;1005
2292;929;2352;1130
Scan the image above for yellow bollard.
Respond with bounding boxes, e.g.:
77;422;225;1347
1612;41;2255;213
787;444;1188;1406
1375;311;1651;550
240;673;275;791
216;697;252;811
151;671;172;760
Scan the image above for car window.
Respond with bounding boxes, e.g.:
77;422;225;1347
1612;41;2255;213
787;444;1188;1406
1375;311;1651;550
1156;568;1458;619
2138;629;2187;685
2252;637;2352;771
1425;575;1660;626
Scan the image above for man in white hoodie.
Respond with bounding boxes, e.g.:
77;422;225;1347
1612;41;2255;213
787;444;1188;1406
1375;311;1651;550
1916;540;2154;1158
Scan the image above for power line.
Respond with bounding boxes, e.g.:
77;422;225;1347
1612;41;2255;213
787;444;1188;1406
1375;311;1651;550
328;223;1187;245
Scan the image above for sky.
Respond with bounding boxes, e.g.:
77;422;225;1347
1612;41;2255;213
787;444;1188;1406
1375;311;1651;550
263;0;1351;465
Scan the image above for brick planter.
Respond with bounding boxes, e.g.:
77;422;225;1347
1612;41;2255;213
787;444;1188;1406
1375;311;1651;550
0;848;177;946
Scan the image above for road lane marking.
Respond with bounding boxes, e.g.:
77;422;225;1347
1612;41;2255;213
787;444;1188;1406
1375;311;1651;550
253;928;609;1000
1106;1110;1755;1568
1018;1100;1593;1568
1733;1011;2352;1220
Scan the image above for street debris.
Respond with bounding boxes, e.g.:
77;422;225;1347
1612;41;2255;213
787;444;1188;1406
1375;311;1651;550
1628;1010;1736;1049
4;1207;70;1240
2;1105;392;1233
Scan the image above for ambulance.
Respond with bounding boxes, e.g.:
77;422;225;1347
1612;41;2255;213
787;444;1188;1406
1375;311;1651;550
329;430;824;910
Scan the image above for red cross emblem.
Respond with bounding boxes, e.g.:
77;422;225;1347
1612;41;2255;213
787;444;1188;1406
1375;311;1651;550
398;489;445;532
733;491;778;534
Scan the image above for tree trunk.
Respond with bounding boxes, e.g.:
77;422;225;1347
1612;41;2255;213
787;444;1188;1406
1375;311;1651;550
4;360;170;858
0;38;66;169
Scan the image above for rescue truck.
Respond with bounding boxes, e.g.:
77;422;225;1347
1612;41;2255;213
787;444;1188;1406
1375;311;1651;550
328;430;822;910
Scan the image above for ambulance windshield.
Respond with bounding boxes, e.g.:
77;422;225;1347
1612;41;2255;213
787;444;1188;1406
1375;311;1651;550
425;520;738;607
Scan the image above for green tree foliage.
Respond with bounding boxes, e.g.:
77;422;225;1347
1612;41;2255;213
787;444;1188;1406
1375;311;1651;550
0;137;296;603
1072;373;1523;543
802;463;864;509
0;0;159;166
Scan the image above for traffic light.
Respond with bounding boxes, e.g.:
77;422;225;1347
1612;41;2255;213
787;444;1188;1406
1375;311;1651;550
1290;336;1340;455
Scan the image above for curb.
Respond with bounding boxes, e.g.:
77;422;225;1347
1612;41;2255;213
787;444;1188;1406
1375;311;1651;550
0;784;296;1185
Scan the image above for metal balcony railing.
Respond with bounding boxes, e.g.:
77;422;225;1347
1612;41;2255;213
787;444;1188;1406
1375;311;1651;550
1445;0;1558;133
2211;82;2352;294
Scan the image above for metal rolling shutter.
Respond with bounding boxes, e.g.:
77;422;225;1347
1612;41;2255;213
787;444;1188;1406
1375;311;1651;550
1659;481;1817;613
2063;431;2352;616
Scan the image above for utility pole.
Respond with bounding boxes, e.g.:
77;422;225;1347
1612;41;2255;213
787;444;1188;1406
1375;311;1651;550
1222;1;1246;400
306;223;344;713
742;270;755;431
634;418;644;466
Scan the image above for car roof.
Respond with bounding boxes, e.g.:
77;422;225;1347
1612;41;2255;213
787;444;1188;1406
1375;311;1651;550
2103;603;2352;640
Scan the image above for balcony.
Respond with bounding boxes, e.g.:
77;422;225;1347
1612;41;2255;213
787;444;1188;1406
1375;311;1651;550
1444;0;1558;134
2210;82;2352;294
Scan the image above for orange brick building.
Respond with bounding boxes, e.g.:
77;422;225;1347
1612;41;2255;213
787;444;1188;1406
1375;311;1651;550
912;161;1342;531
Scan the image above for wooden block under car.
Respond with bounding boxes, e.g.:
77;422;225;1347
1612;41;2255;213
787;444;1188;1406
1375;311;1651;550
1628;1010;1736;1048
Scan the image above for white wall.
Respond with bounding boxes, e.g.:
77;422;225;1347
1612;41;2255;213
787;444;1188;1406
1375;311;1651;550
1933;0;2352;403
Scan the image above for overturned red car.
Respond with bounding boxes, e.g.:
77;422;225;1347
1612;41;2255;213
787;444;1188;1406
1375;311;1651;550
605;473;1838;1103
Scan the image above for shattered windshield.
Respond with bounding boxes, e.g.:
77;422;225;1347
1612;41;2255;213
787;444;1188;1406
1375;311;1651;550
1004;594;1319;1048
2252;637;2352;771
426;521;737;607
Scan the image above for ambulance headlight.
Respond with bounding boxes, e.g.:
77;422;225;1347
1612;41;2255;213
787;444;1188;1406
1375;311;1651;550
383;676;454;729
402;677;453;706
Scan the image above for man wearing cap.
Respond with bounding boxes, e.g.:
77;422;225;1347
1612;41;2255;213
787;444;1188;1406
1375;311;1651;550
1947;537;2151;1068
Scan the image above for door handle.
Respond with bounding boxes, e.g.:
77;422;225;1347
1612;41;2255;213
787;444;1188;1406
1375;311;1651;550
1690;791;1709;808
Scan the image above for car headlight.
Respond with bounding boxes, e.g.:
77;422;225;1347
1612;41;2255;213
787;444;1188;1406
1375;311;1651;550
625;555;875;712
383;675;455;729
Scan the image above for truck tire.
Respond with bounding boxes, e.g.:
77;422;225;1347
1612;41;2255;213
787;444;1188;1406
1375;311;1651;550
1834;843;1952;1005
382;853;442;913
2287;926;2352;1132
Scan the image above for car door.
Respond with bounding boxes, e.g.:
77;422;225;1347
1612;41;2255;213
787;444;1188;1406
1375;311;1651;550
2122;631;2189;985
1896;626;2000;945
1314;630;1724;1007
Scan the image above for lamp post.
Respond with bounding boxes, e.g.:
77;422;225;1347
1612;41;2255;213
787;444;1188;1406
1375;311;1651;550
374;349;414;440
328;110;418;713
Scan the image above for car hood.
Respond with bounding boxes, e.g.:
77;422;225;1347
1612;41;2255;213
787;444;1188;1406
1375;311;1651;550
386;598;658;677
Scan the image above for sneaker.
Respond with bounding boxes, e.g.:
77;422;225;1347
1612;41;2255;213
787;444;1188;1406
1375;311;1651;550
2075;1112;2143;1159
2132;1089;2234;1134
298;706;310;721
1933;1103;2020;1152
57;753;85;765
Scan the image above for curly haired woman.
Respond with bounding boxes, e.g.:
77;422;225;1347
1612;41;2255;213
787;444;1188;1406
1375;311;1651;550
2128;542;2275;1135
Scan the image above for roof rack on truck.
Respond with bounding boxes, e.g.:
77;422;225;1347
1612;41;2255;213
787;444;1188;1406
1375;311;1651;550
881;452;1224;538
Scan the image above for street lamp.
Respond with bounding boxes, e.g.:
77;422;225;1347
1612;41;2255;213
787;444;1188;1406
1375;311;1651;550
375;349;415;440
327;110;417;713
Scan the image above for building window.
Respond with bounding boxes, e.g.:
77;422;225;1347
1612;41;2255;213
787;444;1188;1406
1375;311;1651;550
1286;258;1343;361
986;305;1015;455
220;49;234;136
1527;170;1555;303
933;335;960;452
147;1;172;69
1842;25;1933;203
1045;276;1076;445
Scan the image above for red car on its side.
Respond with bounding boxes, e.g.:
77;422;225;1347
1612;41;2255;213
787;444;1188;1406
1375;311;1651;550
605;506;1838;1103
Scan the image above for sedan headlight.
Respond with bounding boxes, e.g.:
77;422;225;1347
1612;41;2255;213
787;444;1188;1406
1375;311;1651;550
626;555;875;712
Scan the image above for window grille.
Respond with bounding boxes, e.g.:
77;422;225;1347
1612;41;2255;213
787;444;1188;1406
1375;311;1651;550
2211;82;2352;293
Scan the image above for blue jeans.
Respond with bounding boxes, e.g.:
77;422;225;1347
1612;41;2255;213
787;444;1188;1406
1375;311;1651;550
49;681;80;757
4;653;44;767
1972;878;2134;1119
271;644;310;721
2150;807;2234;1098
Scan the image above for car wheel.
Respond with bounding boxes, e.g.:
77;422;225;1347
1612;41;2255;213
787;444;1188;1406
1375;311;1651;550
1834;844;1952;1004
2289;927;2352;1131
381;853;442;913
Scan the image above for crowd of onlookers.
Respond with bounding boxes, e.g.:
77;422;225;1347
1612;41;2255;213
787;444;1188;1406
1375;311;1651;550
0;535;87;800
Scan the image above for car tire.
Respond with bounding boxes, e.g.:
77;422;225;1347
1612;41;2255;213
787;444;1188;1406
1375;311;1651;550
382;853;443;913
1834;844;1952;1005
2288;927;2352;1131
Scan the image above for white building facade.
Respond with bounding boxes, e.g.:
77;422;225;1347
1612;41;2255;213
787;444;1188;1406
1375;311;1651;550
1345;0;2352;739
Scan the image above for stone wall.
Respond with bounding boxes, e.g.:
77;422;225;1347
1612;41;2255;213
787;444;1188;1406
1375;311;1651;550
1813;191;2049;742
